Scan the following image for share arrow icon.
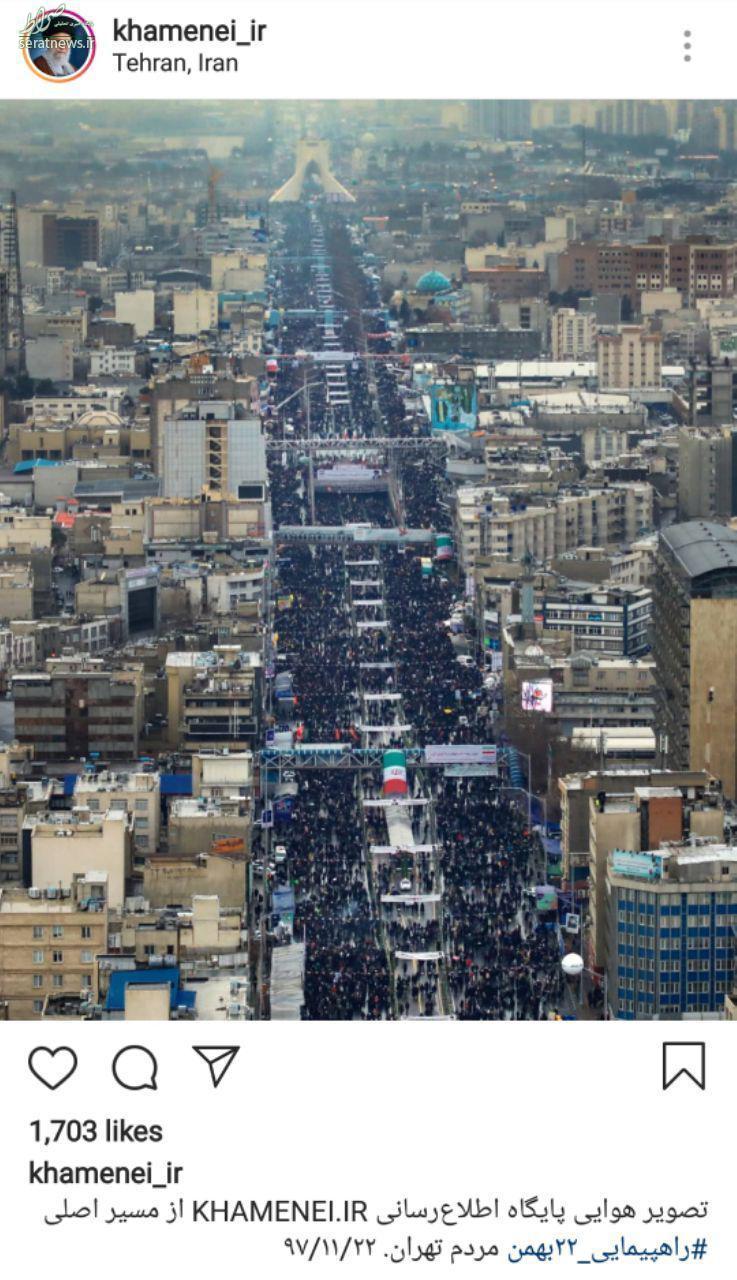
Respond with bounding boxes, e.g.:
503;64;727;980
193;1045;240;1088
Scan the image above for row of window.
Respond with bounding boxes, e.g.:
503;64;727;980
32;974;92;989
621;981;717;997
32;925;93;940
618;961;728;978
32;950;94;964
618;892;737;909
85;797;150;812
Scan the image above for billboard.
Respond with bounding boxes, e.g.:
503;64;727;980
521;679;553;713
212;836;246;856
425;744;498;766
430;381;478;431
535;885;558;913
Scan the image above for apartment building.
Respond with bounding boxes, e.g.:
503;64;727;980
455;483;653;569
172;289;218;337
603;844;737;1019
558;239;737;306
191;750;254;801
23;809;132;911
12;659;144;763
677;428;737;522
160;400;266;501
551;307;597;360
206;564;266;615
546;655;656;736
165;647;261;752
558;767;724;888
89;346;136;377
597;325;663;390
73;771;161;859
0;873;108;1019
654;521;737;799
542;585;652;656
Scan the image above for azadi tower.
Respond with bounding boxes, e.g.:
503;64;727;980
270;138;355;203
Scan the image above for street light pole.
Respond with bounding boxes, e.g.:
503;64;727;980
269;379;323;440
305;371;317;523
561;952;610;1019
500;784;531;826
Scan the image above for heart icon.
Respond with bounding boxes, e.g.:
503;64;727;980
28;1046;78;1090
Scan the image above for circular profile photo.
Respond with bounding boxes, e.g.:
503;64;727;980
22;8;96;82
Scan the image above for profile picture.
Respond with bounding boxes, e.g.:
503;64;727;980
21;7;96;82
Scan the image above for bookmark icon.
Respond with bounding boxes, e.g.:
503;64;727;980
662;1042;706;1091
193;1045;240;1088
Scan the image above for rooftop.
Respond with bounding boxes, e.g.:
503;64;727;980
25;808;129;830
661;520;737;579
0;895;102;914
74;771;159;794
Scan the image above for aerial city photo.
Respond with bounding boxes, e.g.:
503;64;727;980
0;97;736;1024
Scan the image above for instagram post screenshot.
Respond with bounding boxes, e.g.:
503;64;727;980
0;0;735;1274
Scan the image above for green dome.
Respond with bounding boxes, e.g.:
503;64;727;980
415;269;451;294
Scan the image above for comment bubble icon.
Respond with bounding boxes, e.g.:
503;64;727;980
112;1044;158;1091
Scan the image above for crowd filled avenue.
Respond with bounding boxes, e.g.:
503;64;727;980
252;205;561;1020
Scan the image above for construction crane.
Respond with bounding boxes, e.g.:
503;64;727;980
207;163;223;223
5;192;25;374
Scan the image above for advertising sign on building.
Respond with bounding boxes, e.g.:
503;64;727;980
521;679;554;712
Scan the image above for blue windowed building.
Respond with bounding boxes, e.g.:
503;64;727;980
605;844;737;1019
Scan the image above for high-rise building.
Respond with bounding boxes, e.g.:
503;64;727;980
12;660;144;764
594;100;670;138
603;845;737;1019
685;364;737;427
654;521;737;798
714;103;737;151
42;213;99;268
161;400;267;500
172;289;218;337
551;307;597;360
597;324;662;389
114;288;155;338
677;428;737;520
0;268;8;374
559;767;723;889
558;240;737;306
469;101;532;140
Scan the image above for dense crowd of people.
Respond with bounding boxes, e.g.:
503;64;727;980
382;549;489;746
290;773;391;1020
436;777;563;1019
259;205;559;1021
274;543;359;741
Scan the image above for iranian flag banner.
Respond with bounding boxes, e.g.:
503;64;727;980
382;749;408;796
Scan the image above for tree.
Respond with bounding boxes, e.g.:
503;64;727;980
504;703;598;819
